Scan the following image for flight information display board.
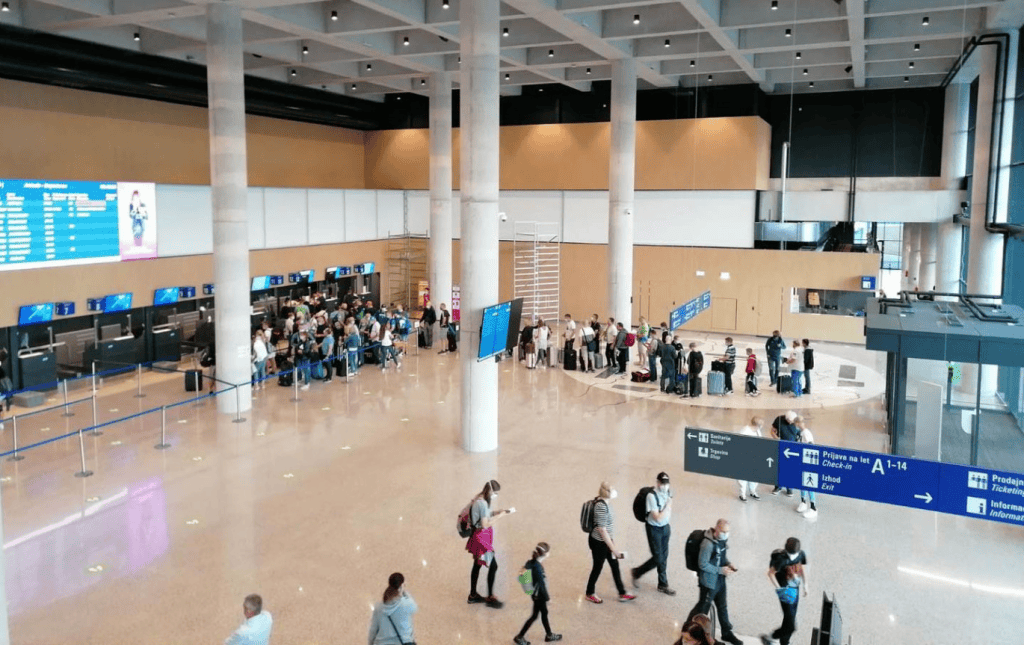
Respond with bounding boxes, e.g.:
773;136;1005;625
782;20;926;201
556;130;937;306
0;179;157;271
478;301;512;361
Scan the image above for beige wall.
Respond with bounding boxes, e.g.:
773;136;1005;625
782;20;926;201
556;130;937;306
366;117;771;191
0;79;366;188
0;241;386;328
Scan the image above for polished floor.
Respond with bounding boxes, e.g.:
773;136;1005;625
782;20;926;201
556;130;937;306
2;337;1023;645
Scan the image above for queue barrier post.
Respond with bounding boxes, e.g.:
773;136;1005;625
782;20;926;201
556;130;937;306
8;416;24;462
89;393;103;437
74;424;94;478
61;379;75;417
135;363;146;399
291;367;301;403
155;405;171;450
233;386;246;424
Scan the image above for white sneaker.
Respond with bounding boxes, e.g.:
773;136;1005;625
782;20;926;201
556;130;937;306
300;384;310;390
803;508;818;519
796;502;808;513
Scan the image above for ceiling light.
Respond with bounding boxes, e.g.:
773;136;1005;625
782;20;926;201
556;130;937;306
548;49;554;57
785;28;792;37
403;36;409;46
397;96;401;100
539;88;543;92
914;43;920;51
802;68;808;75
707;74;713;81
290;69;297;76
922;16;929;25
586;67;591;74
664;39;671;48
0;3;8;12
795;51;802;60
503;27;509;37
302;45;309;55
908;61;914;68
904;76;910;82
133;32;140;41
809;81;814;87
331;10;338;21
505;73;510;80
367;63;372;70
442;0;449;8
689;60;695;67
771;0;778;8
352;83;357;90
633;14;640;24
421;79;426;86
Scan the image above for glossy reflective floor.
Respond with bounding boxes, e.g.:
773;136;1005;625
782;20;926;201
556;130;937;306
2;337;1023;645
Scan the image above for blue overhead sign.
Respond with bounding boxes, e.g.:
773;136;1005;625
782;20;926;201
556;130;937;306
670;290;712;330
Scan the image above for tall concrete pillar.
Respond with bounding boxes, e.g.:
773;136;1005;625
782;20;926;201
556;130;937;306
935;75;971;296
902;223;920;292
608;59;637;326
429;72;454;315
935;220;963;294
919;223;938;293
459;0;500;453
206;3;251;414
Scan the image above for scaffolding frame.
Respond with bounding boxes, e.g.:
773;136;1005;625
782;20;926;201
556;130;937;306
386;233;428;311
513;221;561;325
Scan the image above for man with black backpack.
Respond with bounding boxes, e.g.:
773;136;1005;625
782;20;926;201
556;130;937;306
686;519;743;645
630;472;676;595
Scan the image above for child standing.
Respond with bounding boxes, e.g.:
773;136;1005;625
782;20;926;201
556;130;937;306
514;543;562;644
745;347;760;396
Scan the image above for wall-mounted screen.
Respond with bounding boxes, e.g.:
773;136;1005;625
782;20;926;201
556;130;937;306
478;300;513;361
55;302;75;316
0;179;157;272
18;303;54;326
178;286;196;299
299;269;315;283
202;284;215;295
87;298;103;312
338;266;352;276
861;276;877;290
103;293;133;313
251;276;271;291
270;275;284;286
153;287;179;306
354;262;375;274
326;266;339;280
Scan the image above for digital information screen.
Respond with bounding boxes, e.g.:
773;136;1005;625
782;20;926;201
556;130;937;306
18;303;54;326
103;293;133;313
251;276;271;291
478;301;512;361
0;179;157;272
153;287;179;306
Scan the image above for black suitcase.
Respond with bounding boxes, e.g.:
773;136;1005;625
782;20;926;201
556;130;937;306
711;360;727;372
418;328;428;348
185;369;203;392
691;375;703;396
777;374;793;394
564;348;577;371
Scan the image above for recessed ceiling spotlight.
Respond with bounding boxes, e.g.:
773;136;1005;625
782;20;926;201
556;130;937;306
785;28;792;37
708;74;713;81
633;14;640;24
367;63;372;70
665;39;671;47
403;36;410;46
904;76;910;82
908;61;914;68
352;83;357;90
922;16;929;25
548;49;554;57
795;51;802;60
0;3;9;12
421;79;426;85
913;43;920;51
503;27;509;37
442;0;449;8
586;67;591;74
302;45;309;55
539;88;543;92
331;10;338;21
690;60;695;67
809;81;815;87
771;0;778;9
133;32;140;41
290;69;297;76
505;73;510;80
802;68;808;75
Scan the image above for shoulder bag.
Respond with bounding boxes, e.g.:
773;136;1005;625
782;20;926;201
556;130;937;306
387;612;416;645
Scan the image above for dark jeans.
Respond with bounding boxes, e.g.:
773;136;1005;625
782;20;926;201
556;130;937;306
772;597;799;645
470;558;498;597
586;536;626;596
768;355;781;385
688;578;734;637
606;343;616;367
634;523;671;587
689;371;702;397
803;369;812;394
616;348;628;374
745;372;758;394
723;363;735;392
422;324;433;348
648;354;658;380
321;356;333;380
516;598;552;638
660;362;677;392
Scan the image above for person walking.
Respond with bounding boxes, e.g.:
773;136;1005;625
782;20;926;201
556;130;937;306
658;334;679;394
771;412;800;496
765;330;786;388
686;343;704;398
761;538;810;645
686;519;743;645
720;337;737;394
466;480;513;609
738;417;765;501
585;482;636;604
786;340;804;398
513;543;563;644
224;594;272;645
630;472;675;595
535;320;550;367
744;347;760;396
368;573;418;645
801;339;814;395
794;419;819;519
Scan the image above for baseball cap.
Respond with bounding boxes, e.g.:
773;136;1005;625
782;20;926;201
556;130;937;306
657;472;670;483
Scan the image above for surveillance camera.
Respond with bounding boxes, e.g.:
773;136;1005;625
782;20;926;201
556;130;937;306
499;212;508;222
625;209;633;216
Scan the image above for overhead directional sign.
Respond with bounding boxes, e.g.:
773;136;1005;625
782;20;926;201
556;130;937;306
670;290;712;330
683;426;1024;527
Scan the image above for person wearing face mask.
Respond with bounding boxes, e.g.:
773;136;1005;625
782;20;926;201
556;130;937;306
466;480;513;609
513;543;562;644
686;519;743;645
761;538;809;645
631;472;675;595
585;482;636;604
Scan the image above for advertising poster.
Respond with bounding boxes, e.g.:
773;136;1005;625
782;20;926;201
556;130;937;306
117;182;158;260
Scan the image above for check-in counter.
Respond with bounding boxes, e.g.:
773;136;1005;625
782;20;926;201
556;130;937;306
151;328;181;362
83;336;145;372
18;350;58;391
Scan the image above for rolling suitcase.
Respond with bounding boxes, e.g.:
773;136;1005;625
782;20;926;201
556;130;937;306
777;374;793;394
707;370;726;395
547;349;557;367
594;352;605;369
563;348;577;371
185;369;203;392
691;375;703;396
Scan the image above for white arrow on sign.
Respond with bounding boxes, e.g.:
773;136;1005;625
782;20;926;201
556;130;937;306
687;433;696;440
914;492;933;504
783;448;799;458
767;457;774;467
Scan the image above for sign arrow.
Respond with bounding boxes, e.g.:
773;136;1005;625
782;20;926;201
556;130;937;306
783;448;799;458
687;433;696;440
767;457;774;467
914;492;933;504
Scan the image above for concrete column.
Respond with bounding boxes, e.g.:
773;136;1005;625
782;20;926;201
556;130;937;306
902;223;921;292
429;72;454;316
459;0;500;453
608;59;637;327
935;75;972;296
919;223;938;293
935;220;963;294
206;4;251;414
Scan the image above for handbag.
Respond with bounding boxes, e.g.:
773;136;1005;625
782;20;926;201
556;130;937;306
386;613;416;645
776;585;798;605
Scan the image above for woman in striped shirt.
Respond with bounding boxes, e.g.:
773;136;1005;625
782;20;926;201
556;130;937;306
585;481;637;604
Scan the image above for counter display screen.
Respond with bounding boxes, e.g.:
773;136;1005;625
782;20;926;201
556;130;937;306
153;288;179;306
103;292;133;313
18;303;54;326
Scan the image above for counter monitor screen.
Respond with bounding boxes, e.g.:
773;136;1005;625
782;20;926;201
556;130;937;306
202;284;215;295
153;287;179;306
18;303;54;326
103;292;133;313
251;276;271;291
178;286;196;299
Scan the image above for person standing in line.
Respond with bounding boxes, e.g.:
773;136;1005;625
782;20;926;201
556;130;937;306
801;339;814;395
794;418;818;519
420;299;437;349
637;317;651;367
765;330;786;388
319;326;335;383
604;318;617;368
630;472;676;595
585;481;636;604
658;333;679;394
345;318;361;376
720;337;737;394
467;480;513;609
646;331;660;381
738;417;765;501
771;412;800;496
224;594;272;645
252;331;269;390
576;324;592;372
786;340;804;398
686;343;704;398
744;347;760;396
438;303;455;354
761;538;810;645
513;543;563;644
590;314;603;364
291;329;314;390
686;519;743;645
368;573;417;645
535;319;550;367
582;320;598;373
562;314;577;356
614;323;629;375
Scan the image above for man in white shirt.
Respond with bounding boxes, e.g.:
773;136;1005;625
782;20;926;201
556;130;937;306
562;314;577;355
225;594;272;645
786;340;804;398
738;417;764;501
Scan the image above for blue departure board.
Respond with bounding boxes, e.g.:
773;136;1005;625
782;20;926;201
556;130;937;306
478;301;512;361
0;179;158;271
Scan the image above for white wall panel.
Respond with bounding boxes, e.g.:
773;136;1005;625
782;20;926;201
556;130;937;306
635;191;755;248
407;191;430;235
263;188;308;249
307;189;346;245
344;190;378;241
247;188;266;250
563;191;609;244
498;191;563;240
377;190;405;238
855;190;965;223
156;184;212;257
784;191;850;222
